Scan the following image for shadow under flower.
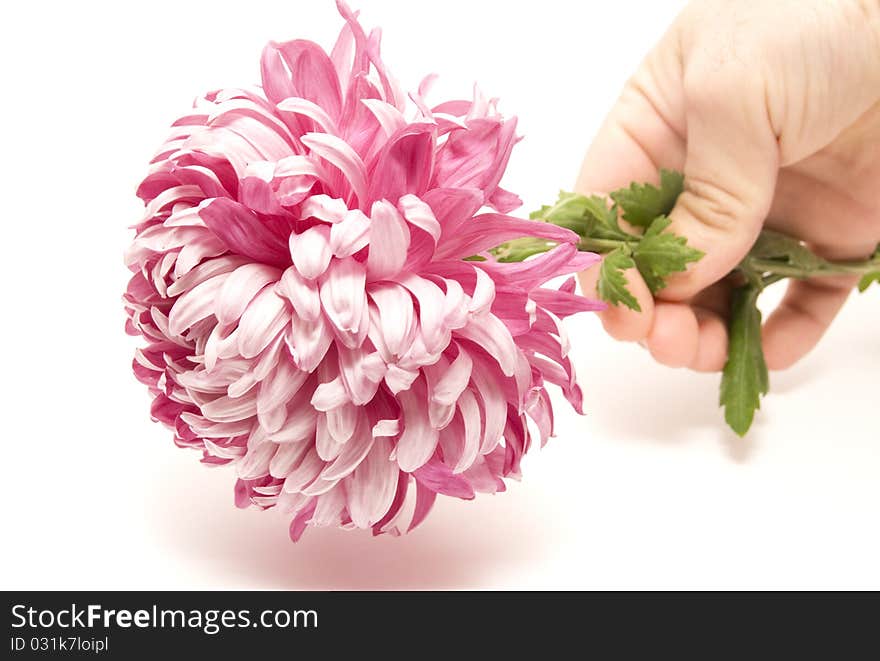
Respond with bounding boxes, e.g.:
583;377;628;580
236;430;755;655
146;456;564;589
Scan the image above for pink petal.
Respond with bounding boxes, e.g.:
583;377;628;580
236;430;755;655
413;459;475;500
320;420;375;481
277;266;321;321
346;437;398;528
468;266;496;315
319;257;367;341
199;197;289;266
408;481;437;532
277;96;340;135
282;447;324;493
368;283;415;357
290;225;332;280
398;194;441;244
237;286;290;359
285;314;333;373
329;209;370;257
454;390;481;473
431;345;473;406
269;441;311;478
395;381;439;472
456;313;517;377
434;213;578;260
168;273;228;336
216;263;281;325
257;359;309;433
311;376;349;411
301;132;367;206
300;194;349;223
360;98;407;137
261;40;343;120
366;123;434;204
366;200;410;280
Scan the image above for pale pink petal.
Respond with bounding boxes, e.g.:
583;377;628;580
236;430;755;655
258;359;309;433
368;283;414;357
366;200;410;280
395;381;439;472
468;266;496;315
456;313;517;377
299;194;349;223
269;442;309;478
168;273;228;336
290;225;332;280
372;419;400;437
282;447;324;493
346;437;398;528
311;376;349;411
301;132;367;205
360;98;407;137
431;345;472;406
329;209;370;257
277;266;321;321
397;194;441;244
319;257;367;342
236;442;276;480
237;287;290;359
216;263;282;325
285;314;333;373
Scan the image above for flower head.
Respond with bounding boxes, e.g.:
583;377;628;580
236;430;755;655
124;1;602;540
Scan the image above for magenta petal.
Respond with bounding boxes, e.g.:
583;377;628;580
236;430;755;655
199;198;289;266
261;40;343;120
408;480;437;533
414;459;475;500
479;243;600;290
366;122;435;204
434;213;579;260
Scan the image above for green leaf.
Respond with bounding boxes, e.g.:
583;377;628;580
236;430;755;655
720;285;769;436
531;191;629;240
859;271;880;292
632;215;704;294
597;247;641;311
748;229;828;271
490;237;555;263
529;191;595;236
609;169;684;228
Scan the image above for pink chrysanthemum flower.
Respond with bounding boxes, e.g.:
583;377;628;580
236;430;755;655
124;1;602;540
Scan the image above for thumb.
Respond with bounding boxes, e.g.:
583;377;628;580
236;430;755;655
660;74;779;301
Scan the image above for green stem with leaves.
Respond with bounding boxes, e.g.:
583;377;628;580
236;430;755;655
496;170;880;437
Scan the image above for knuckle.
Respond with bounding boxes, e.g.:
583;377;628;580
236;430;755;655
677;175;749;234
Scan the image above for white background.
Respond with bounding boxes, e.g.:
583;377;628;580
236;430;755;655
1;0;877;589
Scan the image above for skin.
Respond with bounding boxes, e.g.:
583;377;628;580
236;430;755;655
576;0;880;372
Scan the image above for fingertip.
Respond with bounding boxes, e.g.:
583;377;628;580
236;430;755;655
762;314;803;371
602;267;655;342
645;302;699;368
690;308;728;372
578;264;655;343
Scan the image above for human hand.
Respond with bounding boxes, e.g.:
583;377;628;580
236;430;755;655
577;0;880;371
